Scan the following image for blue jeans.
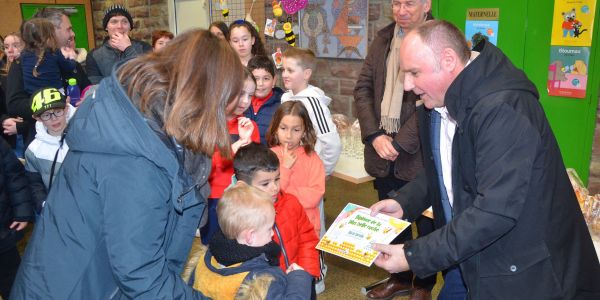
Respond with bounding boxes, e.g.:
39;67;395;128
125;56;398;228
438;266;467;300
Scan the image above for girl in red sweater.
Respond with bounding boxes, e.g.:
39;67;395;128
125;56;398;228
201;69;260;244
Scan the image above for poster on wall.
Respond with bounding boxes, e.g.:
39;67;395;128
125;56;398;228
547;46;590;98
298;0;368;59
550;0;596;46
465;8;499;49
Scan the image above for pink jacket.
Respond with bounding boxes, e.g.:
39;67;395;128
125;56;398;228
271;145;325;235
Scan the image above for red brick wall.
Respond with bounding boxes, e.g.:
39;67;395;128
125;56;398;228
90;0;170;47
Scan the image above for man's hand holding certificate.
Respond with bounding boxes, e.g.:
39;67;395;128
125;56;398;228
316;203;411;266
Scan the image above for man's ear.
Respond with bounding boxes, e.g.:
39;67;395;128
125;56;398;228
32;115;41;122
440;48;459;72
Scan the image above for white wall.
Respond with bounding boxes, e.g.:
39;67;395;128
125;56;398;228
168;0;211;35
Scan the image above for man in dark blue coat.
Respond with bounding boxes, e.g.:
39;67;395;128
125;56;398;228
371;20;600;299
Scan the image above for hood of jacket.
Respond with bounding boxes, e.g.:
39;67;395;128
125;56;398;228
282;85;332;106
65;72;185;208
445;40;539;125
34;103;76;145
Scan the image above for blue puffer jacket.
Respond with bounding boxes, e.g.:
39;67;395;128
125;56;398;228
10;71;209;299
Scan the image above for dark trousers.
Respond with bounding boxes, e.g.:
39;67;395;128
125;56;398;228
0;246;21;299
438;266;467;300
374;171;437;290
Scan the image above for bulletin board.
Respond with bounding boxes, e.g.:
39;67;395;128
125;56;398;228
21;3;91;50
0;0;94;50
210;0;266;33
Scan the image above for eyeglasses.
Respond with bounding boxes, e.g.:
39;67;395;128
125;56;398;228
39;109;65;121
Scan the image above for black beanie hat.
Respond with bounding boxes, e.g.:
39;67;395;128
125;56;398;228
103;5;134;31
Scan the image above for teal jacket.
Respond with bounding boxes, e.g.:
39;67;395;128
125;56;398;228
11;71;209;299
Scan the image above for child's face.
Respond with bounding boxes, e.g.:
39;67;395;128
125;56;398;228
231;78;256;116
252;68;276;99
250;170;281;201
277;115;304;150
4;35;23;62
229;26;255;60
248;213;275;247
282;57;310;94
37;107;68;137
209;26;226;40
153;36;172;51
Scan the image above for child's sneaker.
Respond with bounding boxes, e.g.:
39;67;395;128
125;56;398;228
315;278;325;294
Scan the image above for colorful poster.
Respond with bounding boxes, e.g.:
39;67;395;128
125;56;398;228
298;0;368;59
465;8;499;49
548;46;590;98
465;20;499;48
316;203;410;267
550;0;596;46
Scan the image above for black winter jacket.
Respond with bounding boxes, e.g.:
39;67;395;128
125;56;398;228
0;137;33;252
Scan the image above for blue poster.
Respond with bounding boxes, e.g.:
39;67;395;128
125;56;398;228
465;20;498;49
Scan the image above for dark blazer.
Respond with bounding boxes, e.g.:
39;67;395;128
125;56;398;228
394;41;600;299
354;19;432;181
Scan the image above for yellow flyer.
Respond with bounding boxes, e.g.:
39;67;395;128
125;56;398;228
316;203;411;267
551;0;596;46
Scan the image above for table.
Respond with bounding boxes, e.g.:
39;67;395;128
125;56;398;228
332;154;374;184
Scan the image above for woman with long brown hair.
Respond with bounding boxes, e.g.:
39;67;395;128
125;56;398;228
11;29;242;299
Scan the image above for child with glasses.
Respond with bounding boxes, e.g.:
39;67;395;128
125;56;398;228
24;87;75;214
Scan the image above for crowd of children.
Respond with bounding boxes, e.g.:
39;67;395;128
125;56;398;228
1;5;342;298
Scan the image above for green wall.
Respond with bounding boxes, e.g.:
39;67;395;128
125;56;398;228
433;0;600;183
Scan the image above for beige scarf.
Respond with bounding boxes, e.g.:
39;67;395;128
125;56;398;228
380;25;404;134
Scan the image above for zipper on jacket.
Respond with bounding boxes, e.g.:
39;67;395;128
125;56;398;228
273;223;290;268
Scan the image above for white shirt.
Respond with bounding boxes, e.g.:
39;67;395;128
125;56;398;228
434;106;457;207
434;58;474;207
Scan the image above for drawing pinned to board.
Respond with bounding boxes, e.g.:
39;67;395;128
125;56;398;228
550;0;596;46
547;46;589;99
299;0;368;59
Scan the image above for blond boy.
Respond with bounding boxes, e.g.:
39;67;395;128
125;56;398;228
192;182;312;299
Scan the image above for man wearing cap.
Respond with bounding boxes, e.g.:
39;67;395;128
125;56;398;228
86;5;152;84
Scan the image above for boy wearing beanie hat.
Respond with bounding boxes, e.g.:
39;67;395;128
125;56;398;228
85;4;151;84
24;87;76;214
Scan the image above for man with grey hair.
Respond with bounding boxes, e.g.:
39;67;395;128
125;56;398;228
32;8;75;48
354;0;436;299
371;19;600;299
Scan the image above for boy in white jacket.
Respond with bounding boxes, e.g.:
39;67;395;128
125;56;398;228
280;48;342;175
24;87;75;214
280;47;341;294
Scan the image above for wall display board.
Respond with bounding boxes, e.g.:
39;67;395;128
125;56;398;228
298;0;368;59
465;8;499;48
548;0;596;99
435;0;600;183
21;3;90;50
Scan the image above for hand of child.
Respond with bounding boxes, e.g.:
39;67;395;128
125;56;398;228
61;46;77;60
3;117;22;135
286;263;304;273
237;117;254;145
10;221;28;231
282;144;297;169
109;32;132;52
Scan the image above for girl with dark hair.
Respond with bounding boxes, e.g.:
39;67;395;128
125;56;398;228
229;20;267;66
